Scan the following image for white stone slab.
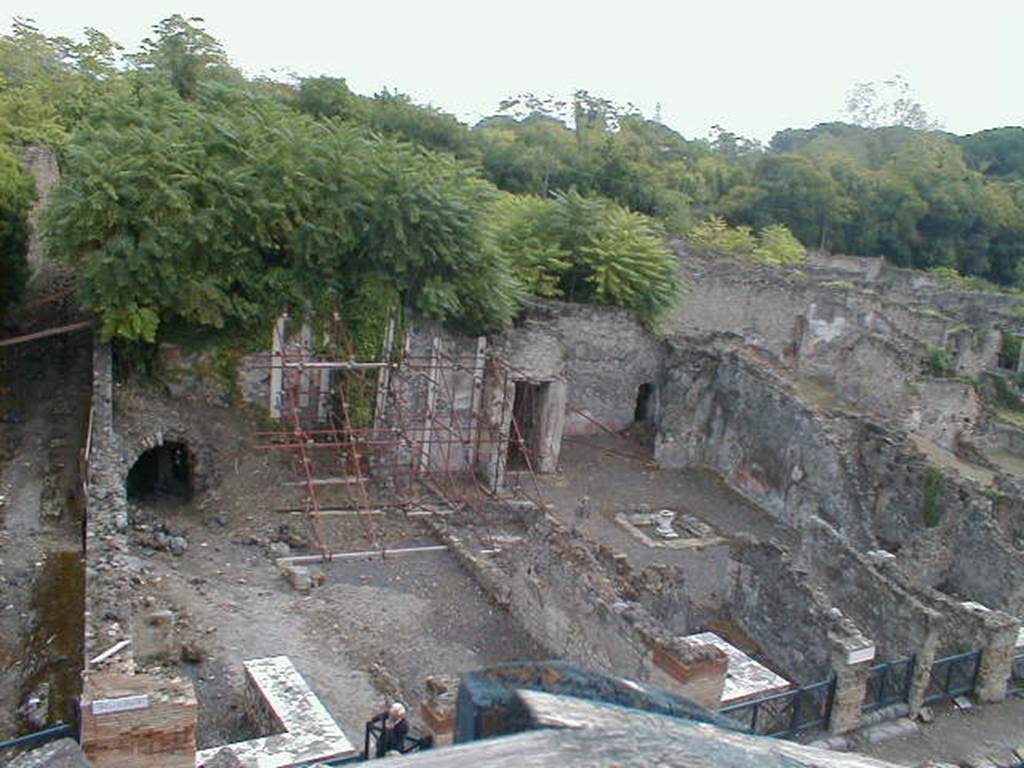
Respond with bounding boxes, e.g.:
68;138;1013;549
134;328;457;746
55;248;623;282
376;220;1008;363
1017;624;1024;649
680;632;792;705
196;656;355;768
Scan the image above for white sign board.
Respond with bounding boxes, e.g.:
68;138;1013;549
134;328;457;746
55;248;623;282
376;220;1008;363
92;694;150;715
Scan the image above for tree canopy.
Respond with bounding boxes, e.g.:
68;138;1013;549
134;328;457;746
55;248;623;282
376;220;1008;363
5;15;1024;346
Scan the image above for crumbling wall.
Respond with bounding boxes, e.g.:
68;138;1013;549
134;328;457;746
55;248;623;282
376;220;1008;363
83;344;198;766
654;339;1021;565
626;546;738;635
655;343;874;545
797;520;942;663
670;251;1021;447
16;145;60;278
492;301;662;436
730;539;874;685
440;512;729;708
896;493;1024;615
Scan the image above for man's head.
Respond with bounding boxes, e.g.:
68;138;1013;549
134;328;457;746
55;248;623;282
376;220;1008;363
389;702;406;720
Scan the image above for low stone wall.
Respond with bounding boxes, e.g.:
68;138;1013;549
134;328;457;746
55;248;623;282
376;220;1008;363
730;539;876;734
730;539;873;684
433;512;729;709
873;559;1021;705
797;520;942;663
81;343;197;766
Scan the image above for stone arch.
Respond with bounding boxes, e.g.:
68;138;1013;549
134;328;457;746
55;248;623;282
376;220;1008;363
126;441;195;502
117;422;215;504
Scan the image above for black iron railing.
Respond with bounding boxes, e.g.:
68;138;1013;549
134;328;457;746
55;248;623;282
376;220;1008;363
863;656;915;713
363;719;433;760
719;677;835;738
1008;652;1024;697
923;650;981;705
0;724;76;755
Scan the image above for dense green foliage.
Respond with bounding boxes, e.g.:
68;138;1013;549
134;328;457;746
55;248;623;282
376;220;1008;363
6;16;1024;346
44;84;524;341
687;216;806;265
490;191;679;324
0;144;34;314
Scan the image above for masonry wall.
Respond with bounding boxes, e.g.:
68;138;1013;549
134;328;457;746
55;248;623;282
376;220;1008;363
670;250;1020;450
730;540;872;684
16;145;60;277
797;520;942;664
655;343;875;546
493;301;663;437
440;512;729;708
896;493;1024;615
83;344;197;767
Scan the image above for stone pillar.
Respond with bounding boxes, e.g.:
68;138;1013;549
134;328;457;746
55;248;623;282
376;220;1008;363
827;639;875;735
974;615;1020;703
269;315;286;419
906;644;937;717
16;145;60;278
534;381;567;474
476;359;515;492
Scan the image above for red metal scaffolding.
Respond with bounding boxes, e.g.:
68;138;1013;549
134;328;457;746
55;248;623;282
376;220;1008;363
252;315;547;558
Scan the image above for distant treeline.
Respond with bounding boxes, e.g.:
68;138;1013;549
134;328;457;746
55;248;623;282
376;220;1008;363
2;16;1022;341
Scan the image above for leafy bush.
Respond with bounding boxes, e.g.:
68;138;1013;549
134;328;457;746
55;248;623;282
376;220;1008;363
0;145;34;315
923;345;954;377
752;223;806;264
488;190;681;326
921;466;945;527
687;216;806;266
687;215;756;255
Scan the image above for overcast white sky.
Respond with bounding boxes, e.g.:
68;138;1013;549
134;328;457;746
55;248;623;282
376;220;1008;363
3;0;1022;141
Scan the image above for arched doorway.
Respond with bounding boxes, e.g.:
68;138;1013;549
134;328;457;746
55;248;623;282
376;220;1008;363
126;441;194;503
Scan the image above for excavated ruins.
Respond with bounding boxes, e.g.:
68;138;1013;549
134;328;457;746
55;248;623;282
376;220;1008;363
2;148;1024;767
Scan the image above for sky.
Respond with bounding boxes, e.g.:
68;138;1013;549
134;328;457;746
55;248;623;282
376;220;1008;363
3;0;1022;142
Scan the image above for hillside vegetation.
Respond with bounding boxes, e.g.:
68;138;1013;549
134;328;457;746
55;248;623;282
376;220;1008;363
2;16;1023;344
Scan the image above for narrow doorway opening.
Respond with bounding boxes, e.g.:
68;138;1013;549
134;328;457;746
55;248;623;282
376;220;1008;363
507;381;548;470
634;383;656;424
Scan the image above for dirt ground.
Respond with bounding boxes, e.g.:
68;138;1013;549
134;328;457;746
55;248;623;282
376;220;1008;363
535;431;795;562
119;403;545;750
0;289;90;740
857;697;1024;766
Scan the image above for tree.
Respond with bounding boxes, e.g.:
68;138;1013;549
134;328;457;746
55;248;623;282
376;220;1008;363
43;84;519;341
0;145;34;315
844;75;942;131
0;18;125;145
295;76;367;123
130;15;236;99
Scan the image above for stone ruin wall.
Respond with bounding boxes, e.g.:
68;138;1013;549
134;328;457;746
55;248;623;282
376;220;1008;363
671;250;1024;453
83;344;197;767
16;145;61;278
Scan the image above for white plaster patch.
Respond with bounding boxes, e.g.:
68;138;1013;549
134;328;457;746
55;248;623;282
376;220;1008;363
196;656;355;768
679;632;791;705
960;600;991;614
808;313;848;344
